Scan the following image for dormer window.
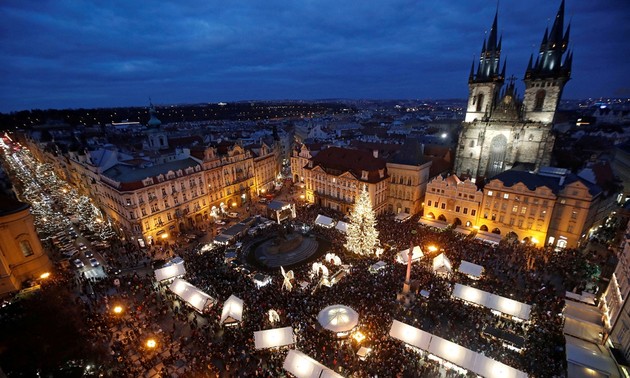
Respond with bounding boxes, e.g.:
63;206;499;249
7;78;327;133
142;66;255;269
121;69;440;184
361;171;368;180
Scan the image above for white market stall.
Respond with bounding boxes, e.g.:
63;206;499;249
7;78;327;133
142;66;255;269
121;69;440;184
388;320;528;378
220;294;244;326
452;283;531;321
254;327;295;350
389;320;431;350
283;349;344;378
418;217;449;229
565;336;620;378
396;246;423;264
475;231;502;245
335;221;347;233
154;260;186;282
169;278;216;313
563;300;604;344
317;305;359;337
457;260;484;279
394;212;411;222
432;253;452;276
369;261;387;273
314;214;335;228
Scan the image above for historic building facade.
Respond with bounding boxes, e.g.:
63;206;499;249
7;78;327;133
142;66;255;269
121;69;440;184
301;147;390;215
454;2;572;179
0;196;52;295
424;167;613;249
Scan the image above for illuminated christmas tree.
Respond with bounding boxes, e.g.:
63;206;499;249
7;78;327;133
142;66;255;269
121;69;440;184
344;185;379;256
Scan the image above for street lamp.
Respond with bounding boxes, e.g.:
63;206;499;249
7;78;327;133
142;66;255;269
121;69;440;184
113;305;123;315
39;272;51;279
146;338;157;349
427;245;438;253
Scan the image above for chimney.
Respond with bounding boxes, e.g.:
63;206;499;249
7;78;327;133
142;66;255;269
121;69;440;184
373;149;378;158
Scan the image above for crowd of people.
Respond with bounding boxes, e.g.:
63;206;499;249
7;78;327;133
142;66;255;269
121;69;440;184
49;199;598;377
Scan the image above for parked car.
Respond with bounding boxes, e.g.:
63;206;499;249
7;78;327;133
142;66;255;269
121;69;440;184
84;250;94;258
73;259;84;269
89;258;100;267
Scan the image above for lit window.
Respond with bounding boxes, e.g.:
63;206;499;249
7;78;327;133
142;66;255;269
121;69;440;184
19;240;34;257
512;205;518;213
503;193;509;199
487;191;493;196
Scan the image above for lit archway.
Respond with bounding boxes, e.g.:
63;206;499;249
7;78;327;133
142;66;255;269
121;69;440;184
491;228;501;235
438;214;447;222
480;225;488;232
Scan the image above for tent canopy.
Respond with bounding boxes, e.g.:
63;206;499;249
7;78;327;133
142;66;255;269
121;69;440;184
335;221;347;233
369;261;387;273
315;214;335;228
154;261;186;282
454;227;472;235
283;349;344;378
254;327;295;350
475;231;502;245
317;305;358;333
389;320;431;350
418;217;449;229
220;294;244;324
565;336;620;378
268;200;292;211
432;253;452;274
396;246;423;264
452;283;531;321
168;278;216;313
394;212;411;222
458;260;484;278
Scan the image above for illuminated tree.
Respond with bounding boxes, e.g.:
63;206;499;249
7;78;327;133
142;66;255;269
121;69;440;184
344;185;379;256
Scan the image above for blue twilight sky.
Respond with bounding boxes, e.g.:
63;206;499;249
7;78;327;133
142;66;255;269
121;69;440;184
0;0;629;112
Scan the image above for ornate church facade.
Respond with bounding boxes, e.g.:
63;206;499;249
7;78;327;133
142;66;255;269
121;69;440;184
454;1;572;179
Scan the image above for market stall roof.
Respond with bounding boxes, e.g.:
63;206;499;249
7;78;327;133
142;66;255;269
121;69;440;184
474;231;502;245
452;283;531;321
220;294;244;325
283;349;344;378
168;278;216;313
223;223;248;236
214;234;234;245
418;217;449;229
429;335;477;372
389;320;431;350
314;214;335;228
268;200;292;211
396;246;423;264
154;261;186;282
566;336;620;378
394;212;411;222
335;221;347;233
432;253;452;274
254;327;295;350
458;260;483;278
369;261;387;273
563;300;604;343
317;305;358;333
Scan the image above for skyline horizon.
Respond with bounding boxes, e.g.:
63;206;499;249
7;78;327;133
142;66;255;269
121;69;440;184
2;1;629;113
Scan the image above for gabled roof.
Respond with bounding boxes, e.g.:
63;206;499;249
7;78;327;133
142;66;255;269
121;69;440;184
490;170;602;197
102;158;201;191
307;147;388;183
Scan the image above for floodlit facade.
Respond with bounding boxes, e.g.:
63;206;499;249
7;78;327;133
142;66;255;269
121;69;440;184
0;196;52;295
424;168;613;249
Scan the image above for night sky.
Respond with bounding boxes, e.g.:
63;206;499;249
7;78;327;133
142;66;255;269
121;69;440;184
1;0;629;112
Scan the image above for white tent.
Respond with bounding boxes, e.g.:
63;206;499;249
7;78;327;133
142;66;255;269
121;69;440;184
452;283;531;321
432;253;452;275
418;217;449;229
563;300;603;344
565;336;620;378
474;231;501;245
429;336;477;372
394;212;411;222
369;261;387;273
314;214;335;228
154;261;186;282
220;294;244;326
389;320;431;350
168;278;216;313
335;221;347;233
458;260;483;279
283;349;344;378
396;246;423;264
317;305;358;334
454;227;472;235
472;353;529;378
254;327;295;350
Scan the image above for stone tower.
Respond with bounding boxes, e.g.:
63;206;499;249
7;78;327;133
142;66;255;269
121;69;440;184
454;1;571;180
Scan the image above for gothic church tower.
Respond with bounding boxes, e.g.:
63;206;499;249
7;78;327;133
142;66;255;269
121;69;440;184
454;1;571;180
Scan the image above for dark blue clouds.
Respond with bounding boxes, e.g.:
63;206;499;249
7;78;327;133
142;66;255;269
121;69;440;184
1;0;628;112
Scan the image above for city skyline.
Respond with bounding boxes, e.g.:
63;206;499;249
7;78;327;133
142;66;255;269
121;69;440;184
1;0;629;113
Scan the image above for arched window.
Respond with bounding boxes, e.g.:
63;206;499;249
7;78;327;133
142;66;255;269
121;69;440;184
534;90;546;111
476;93;485;112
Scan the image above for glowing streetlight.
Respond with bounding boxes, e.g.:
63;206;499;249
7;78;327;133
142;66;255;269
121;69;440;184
161;233;168;239
39;272;51;279
146;338;157;349
113;305;123;314
232;202;237;207
353;331;366;343
427;245;438;253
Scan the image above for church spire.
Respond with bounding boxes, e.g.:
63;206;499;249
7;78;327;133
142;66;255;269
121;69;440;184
470;10;503;84
527;0;571;80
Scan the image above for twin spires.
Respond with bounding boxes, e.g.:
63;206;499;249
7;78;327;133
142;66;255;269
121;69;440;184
469;10;504;84
525;0;572;80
